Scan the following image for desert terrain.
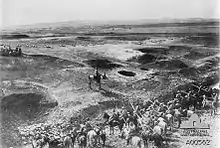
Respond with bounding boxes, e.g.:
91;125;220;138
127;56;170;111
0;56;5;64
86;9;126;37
0;19;220;148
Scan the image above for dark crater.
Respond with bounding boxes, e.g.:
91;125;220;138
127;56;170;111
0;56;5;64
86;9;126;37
1;93;57;114
84;59;122;69
118;70;136;77
0;92;57;147
128;53;157;64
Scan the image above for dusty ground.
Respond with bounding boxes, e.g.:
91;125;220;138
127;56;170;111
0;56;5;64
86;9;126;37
0;20;219;148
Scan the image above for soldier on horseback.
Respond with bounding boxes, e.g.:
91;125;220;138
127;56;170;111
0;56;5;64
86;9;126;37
88;66;107;89
108;109;119;123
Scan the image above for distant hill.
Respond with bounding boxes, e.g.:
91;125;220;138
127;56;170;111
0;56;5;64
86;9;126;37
1;18;219;32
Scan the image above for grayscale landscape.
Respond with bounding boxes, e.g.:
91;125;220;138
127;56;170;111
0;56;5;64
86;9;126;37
0;18;219;148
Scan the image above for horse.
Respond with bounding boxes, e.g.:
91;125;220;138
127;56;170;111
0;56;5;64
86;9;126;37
70;129;78;148
31;139;45;148
31;136;48;148
157;119;168;136
88;72;107;89
165;113;173;128
203;95;219;115
141;130;152;148
172;109;182;128
109;117;125;135
104;112;125;135
87;129;99;147
63;134;73;148
212;99;219;115
95;127;107;148
77;134;87;148
103;112;110;123
122;126;144;148
48;138;63;148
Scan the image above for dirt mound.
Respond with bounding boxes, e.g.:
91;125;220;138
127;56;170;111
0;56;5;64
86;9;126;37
196;57;219;73
118;70;136;77
0;92;57;147
156;59;188;70
205;57;219;67
201;73;219;86
169;45;190;51
179;67;198;78
140;59;188;70
85;59;122;69
29;54;85;68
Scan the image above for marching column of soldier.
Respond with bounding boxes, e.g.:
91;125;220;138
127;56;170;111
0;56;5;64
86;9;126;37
2;45;218;147
26;71;219;148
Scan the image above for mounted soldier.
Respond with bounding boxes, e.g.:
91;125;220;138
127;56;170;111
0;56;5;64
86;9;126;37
108;109;119;123
88;66;107;89
107;109;123;135
119;106;128;122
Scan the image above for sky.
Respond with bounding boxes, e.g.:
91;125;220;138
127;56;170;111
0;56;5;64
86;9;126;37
0;0;219;27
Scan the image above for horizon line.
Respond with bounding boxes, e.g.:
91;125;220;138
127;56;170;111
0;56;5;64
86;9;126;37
1;17;219;30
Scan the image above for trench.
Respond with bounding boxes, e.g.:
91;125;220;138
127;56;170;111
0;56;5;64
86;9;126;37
84;59;122;70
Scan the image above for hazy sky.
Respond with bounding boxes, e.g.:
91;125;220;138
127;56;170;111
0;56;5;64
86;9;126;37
1;0;219;27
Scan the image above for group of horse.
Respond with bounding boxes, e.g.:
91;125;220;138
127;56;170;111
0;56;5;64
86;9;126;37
31;123;107;148
0;44;22;56
99;83;219;148
30;76;219;148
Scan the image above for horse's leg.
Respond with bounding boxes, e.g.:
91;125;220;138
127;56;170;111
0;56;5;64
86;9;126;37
88;78;92;89
110;126;113;135
109;126;111;135
89;81;92;89
138;139;142;148
87;136;90;148
214;107;217;115
144;139;149;148
111;126;115;135
102;135;106;148
99;81;101;90
118;126;122;137
112;126;114;135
